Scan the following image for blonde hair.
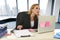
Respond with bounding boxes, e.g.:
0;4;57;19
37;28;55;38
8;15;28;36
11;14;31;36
28;4;39;14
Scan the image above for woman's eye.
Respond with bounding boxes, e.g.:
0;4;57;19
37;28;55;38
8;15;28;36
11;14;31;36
36;7;38;9
36;7;40;10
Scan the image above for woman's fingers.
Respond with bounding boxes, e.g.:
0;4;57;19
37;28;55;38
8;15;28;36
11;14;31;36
29;29;34;32
17;25;23;30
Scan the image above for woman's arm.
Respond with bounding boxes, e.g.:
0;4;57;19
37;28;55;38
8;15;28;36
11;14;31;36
16;13;24;30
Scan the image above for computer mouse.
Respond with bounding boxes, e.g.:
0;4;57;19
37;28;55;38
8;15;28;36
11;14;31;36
54;32;60;39
54;35;60;39
56;32;60;36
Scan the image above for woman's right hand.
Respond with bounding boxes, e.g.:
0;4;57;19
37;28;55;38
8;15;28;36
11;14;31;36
17;25;23;30
29;29;34;32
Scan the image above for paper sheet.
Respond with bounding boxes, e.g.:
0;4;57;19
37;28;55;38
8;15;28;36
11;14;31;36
14;29;32;37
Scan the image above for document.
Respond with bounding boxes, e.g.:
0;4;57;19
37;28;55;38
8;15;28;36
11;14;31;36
14;29;32;37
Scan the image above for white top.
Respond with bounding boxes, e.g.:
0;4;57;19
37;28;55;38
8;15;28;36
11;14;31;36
31;21;34;27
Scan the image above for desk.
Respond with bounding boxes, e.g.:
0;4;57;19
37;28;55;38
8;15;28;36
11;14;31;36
0;32;55;40
0;30;60;40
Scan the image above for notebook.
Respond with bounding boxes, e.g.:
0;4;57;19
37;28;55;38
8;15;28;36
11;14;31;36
0;24;7;38
38;16;56;33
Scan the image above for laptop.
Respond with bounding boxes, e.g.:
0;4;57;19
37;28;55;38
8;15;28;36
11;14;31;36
38;16;56;33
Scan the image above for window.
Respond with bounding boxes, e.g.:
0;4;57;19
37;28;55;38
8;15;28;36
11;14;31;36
40;0;48;15
6;0;17;16
18;0;27;12
0;0;6;16
29;0;38;10
0;0;40;16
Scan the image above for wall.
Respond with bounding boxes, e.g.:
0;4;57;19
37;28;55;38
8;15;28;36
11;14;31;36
53;0;60;22
45;0;52;16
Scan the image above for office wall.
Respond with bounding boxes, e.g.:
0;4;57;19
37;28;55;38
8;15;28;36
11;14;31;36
45;0;52;16
0;0;60;22
29;0;38;10
0;0;17;16
53;0;60;22
45;0;60;22
40;0;53;16
18;0;27;12
40;0;48;15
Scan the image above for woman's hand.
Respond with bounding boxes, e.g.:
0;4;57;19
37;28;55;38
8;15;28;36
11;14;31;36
17;25;23;30
29;29;34;32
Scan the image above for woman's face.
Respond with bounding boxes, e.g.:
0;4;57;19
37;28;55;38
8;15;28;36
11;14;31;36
32;5;40;15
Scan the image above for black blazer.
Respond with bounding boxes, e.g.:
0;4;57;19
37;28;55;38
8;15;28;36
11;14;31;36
15;11;38;29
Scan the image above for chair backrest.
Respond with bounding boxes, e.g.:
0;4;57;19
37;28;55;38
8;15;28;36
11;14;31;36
38;16;56;33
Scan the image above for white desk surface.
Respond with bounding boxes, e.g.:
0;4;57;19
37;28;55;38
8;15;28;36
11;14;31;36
0;29;60;40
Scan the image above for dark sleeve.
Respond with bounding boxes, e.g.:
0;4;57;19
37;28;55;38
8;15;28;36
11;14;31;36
16;13;24;29
33;15;38;29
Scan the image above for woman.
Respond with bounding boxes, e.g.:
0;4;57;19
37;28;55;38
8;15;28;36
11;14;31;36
16;4;40;30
